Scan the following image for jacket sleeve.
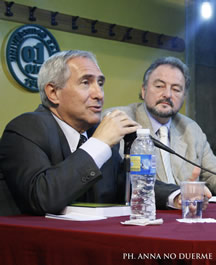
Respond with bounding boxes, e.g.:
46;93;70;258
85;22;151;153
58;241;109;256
198;132;216;195
154;180;179;209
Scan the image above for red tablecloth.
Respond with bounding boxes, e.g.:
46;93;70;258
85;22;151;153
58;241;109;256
0;204;216;265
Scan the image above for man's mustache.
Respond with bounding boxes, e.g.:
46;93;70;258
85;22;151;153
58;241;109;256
156;99;174;107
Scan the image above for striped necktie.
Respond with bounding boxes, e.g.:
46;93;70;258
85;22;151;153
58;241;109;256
159;126;176;184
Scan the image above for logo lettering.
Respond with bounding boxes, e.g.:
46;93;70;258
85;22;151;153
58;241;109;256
6;24;60;92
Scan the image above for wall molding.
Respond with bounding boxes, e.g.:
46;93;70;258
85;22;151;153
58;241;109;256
0;1;185;52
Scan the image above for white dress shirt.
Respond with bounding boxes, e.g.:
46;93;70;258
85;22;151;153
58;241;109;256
52;114;112;169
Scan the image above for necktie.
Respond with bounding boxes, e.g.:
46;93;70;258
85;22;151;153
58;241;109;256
77;134;87;149
159;126;176;184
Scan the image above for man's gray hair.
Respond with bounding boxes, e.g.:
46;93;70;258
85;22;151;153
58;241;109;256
37;50;99;108
140;56;191;99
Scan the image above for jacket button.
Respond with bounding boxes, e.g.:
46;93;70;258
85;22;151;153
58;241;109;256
90;171;96;177
81;176;87;183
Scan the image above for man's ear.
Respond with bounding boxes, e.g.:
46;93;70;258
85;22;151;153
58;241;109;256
45;84;59;105
141;84;146;100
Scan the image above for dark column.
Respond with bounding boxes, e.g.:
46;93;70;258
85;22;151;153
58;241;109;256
186;0;216;153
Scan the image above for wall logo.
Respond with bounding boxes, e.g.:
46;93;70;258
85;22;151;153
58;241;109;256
6;24;60;92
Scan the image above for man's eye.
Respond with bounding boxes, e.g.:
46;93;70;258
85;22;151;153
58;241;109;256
98;80;104;87
82;80;89;85
172;87;181;93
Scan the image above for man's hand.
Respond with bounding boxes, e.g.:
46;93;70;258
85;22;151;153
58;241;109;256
93;110;141;147
173;166;212;209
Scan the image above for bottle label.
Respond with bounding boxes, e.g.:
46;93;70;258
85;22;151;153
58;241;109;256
130;154;156;175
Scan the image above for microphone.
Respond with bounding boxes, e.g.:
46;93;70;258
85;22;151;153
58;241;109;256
150;135;176;154
123;132;137;155
150;135;216;175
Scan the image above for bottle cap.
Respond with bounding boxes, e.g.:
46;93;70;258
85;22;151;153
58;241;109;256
137;128;150;136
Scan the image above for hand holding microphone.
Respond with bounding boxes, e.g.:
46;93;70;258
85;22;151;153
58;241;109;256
93;110;141;147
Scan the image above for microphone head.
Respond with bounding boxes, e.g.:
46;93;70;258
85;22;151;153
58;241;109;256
123;132;137;155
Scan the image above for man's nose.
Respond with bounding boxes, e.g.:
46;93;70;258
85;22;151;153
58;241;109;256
162;86;172;98
91;83;104;99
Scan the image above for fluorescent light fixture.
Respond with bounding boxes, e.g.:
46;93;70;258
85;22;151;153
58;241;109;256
201;1;213;19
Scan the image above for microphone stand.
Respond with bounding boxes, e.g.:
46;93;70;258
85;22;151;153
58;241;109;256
124;154;131;206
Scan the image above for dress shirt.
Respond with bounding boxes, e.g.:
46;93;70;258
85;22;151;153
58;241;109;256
52;114;112;169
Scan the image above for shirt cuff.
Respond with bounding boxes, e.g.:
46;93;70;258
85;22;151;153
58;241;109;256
167;189;181;209
80;137;112;169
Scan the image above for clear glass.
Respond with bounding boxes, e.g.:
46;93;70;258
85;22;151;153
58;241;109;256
180;181;205;219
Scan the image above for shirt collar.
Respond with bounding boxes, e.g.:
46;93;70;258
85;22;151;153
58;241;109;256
52;113;87;152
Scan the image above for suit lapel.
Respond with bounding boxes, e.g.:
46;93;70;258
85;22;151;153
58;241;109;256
36;105;71;159
56;125;71;159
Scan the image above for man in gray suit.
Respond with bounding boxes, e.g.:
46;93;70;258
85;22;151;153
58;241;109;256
104;56;214;208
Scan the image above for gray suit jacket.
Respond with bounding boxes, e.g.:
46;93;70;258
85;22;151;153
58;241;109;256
104;102;216;194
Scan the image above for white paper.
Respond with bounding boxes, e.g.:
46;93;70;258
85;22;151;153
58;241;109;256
209;196;216;202
121;218;163;226
176;218;216;223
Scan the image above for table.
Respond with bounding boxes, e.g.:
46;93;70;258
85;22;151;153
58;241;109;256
0;204;216;265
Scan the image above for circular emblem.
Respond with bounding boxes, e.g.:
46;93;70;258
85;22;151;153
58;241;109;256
6;24;60;92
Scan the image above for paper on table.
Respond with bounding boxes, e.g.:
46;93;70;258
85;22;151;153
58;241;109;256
176;218;216;223
209;196;216;202
46;212;107;221
121;218;163;226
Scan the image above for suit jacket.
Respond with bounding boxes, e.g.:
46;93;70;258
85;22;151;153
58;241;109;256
103;102;216;194
0;168;21;216
0;105;125;215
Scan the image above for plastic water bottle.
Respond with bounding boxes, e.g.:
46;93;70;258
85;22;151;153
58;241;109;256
130;128;156;220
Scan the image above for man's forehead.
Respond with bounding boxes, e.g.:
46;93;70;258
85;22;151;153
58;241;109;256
149;65;185;82
68;57;102;75
152;64;183;75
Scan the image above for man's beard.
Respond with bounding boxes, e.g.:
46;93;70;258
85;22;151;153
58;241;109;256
146;105;176;118
146;99;177;118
